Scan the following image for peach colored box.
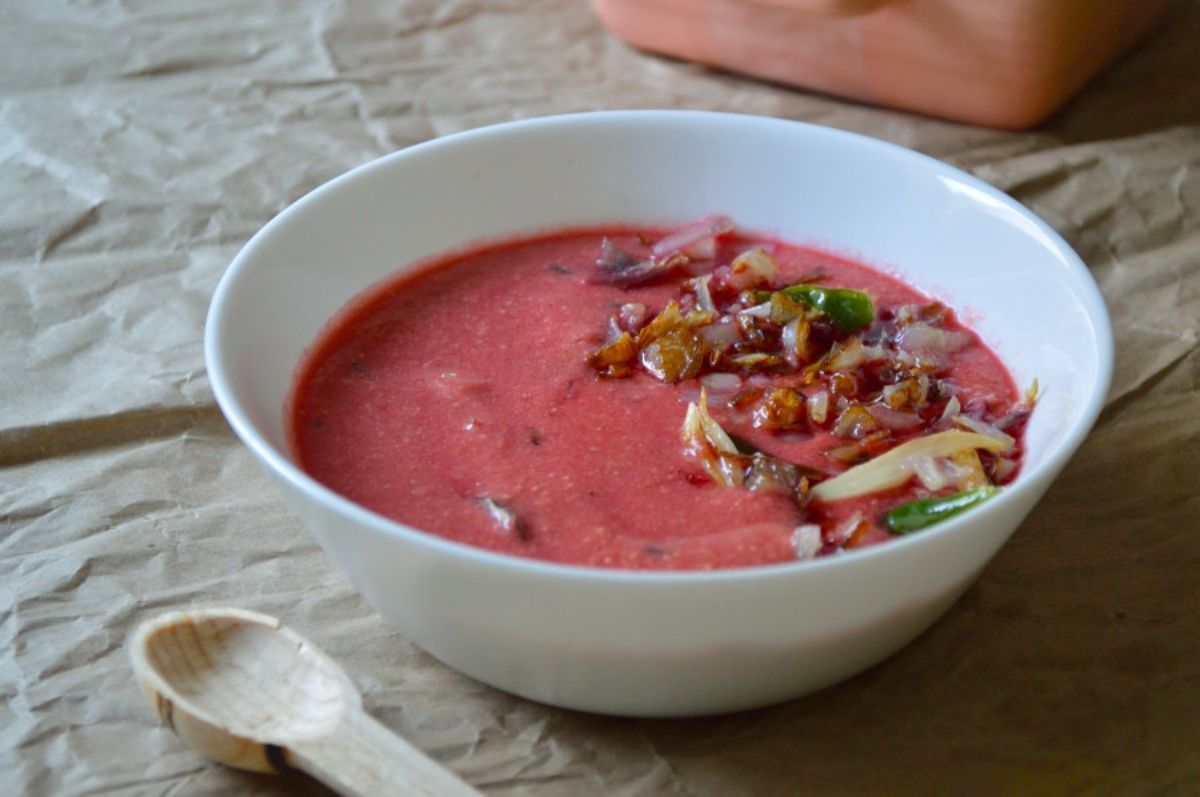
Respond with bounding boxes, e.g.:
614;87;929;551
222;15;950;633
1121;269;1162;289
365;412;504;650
592;0;1175;128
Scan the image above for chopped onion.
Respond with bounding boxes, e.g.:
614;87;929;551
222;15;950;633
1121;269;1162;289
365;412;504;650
701;372;743;396
812;430;1013;502
828;338;886;372
867;404;924;430
729;247;778;290
910;454;948;490
832;403;876;438
831;513;866;545
950;448;989;489
828;338;866;371
910;454;970;491
992;456;1018;482
895;305;919;325
995;408;1030;431
595;239;684;286
688;276;717;314
618;302;647;332
682;389;743;487
738;302;773;320
952;414;1016;448
478;496;530;540
653;215;735;259
603;315;624;344
898;323;971;353
807;390;829;425
781;318;801;366
698;320;741;350
792;524;823;560
939;395;962;423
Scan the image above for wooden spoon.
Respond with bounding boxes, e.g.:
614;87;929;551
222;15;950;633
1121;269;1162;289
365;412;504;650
130;608;481;797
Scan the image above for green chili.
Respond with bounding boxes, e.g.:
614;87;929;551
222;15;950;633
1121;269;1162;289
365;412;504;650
884;486;1000;535
752;284;874;331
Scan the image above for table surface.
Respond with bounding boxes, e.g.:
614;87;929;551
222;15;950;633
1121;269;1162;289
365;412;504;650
3;1;1198;794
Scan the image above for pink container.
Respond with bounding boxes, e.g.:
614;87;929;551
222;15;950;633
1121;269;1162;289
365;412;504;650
592;0;1175;128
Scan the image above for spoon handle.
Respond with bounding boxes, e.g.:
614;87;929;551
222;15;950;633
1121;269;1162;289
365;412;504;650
290;707;481;797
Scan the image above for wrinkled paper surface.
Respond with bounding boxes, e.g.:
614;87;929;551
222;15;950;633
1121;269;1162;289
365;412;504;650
2;1;1199;794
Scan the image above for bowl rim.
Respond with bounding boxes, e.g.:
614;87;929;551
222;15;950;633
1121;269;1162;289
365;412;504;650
205;109;1114;585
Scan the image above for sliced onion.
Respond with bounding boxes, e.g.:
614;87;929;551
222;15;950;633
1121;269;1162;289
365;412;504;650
792;524;823;560
898;323;971;353
952;414;1016;448
653;215;735;259
867;404;924;430
812;430;1013;502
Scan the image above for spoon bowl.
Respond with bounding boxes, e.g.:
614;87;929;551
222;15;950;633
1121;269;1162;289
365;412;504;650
130;608;479;796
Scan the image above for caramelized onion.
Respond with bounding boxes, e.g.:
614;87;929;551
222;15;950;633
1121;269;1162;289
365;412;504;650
640;327;705;383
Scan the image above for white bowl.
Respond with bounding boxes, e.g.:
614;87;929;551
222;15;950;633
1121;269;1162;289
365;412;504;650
206;111;1112;717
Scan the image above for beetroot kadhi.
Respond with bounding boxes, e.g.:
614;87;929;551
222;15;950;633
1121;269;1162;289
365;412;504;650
288;217;1029;571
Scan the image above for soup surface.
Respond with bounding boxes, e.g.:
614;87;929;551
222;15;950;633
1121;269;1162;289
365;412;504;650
290;220;1027;570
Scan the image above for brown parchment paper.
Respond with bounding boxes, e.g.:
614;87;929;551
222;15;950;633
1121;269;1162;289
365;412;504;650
2;1;1198;794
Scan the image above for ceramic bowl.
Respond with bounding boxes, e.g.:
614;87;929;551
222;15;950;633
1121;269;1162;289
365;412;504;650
206;111;1112;716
